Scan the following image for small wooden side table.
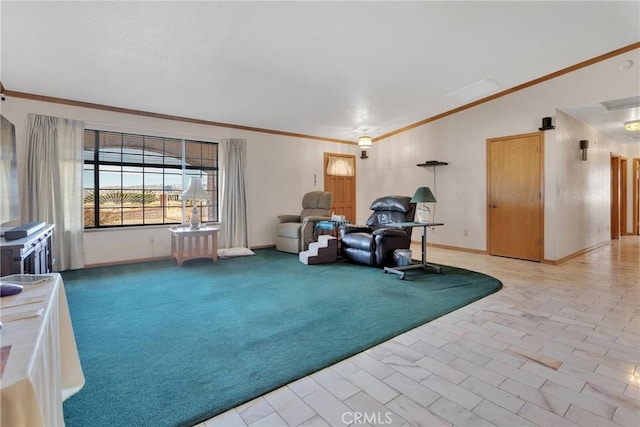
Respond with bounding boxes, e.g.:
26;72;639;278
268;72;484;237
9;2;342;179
170;225;220;266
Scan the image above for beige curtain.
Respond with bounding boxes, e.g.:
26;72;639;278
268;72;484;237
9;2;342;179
326;156;354;176
219;138;248;248
23;114;85;271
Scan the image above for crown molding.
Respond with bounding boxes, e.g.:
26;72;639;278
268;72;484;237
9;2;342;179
3;42;638;145
1;88;356;145
374;41;640;142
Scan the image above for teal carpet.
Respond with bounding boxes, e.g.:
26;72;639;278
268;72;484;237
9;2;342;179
62;248;501;427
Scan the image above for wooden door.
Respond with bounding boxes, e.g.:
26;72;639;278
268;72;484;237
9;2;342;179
620;157;627;236
633;158;640;235
324;153;356;222
487;132;543;261
610;154;620;239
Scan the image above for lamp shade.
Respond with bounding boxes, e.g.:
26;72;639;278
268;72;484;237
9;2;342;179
411;186;437;203
180;177;209;202
358;135;373;148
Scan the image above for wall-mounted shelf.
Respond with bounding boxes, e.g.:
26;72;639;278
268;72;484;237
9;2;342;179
417;160;448;167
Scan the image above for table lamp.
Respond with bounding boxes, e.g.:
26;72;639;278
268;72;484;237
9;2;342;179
180;177;209;229
411;186;437;223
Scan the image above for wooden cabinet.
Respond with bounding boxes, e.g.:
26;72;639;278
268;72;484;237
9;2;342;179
1;224;54;276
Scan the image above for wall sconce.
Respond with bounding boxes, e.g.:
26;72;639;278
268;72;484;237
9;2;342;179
358;134;372;159
579;140;589;161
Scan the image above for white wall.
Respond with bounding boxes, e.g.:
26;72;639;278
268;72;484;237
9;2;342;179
1;98;356;265
2;48;639;266
553;111;629;258
357;48;640;260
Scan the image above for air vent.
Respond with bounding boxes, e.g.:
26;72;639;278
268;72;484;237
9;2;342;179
445;79;502;103
601;96;640;111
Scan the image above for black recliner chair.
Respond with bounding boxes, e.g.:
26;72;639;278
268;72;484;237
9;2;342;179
340;195;416;267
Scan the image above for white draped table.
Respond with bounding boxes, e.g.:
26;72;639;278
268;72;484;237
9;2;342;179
1;273;85;426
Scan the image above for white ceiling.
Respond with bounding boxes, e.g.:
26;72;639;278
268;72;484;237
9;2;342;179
1;1;639;143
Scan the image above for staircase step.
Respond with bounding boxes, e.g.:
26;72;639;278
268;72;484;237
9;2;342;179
299;236;338;264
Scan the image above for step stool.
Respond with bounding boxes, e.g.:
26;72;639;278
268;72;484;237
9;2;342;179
299;235;338;265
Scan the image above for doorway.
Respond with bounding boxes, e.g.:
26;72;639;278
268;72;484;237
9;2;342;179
633;158;640;235
610;153;628;239
323;153;356;222
487;132;544;261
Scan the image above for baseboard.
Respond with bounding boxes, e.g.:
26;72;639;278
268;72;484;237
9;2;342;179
414;239;612;264
84;256;171;269
83;246;274;269
250;244;275;249
542;240;610;265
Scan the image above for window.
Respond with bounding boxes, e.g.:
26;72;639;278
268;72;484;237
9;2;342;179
83;130;218;228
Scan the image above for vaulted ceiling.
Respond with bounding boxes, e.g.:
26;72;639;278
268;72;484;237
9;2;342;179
2;1;639;143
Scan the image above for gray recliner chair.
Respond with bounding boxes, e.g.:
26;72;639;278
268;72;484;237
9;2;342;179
276;191;332;253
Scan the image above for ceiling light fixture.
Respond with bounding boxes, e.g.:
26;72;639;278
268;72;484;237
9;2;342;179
354;127;375;160
624;120;640;132
358;135;373;148
358;135;372;159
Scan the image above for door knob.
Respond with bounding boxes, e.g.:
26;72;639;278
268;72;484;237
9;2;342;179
489;204;497;208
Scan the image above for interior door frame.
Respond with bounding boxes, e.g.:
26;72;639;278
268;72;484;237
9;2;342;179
610;153;621;239
633;158;640;235
323;152;357;222
486;131;544;261
620;156;628;235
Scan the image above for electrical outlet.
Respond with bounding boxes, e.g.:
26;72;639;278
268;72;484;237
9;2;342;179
463;229;469;237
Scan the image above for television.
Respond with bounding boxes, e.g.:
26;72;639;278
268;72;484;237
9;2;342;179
0;114;20;226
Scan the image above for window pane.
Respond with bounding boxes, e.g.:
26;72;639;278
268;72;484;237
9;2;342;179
84;130;96;161
99;190;122;208
84;207;95;228
98;149;121;163
144;207;164;224
83;167;94;190
100;132;122;153
199;204;213;223
121;207;141;225
143;167;164;189
122;170;143;190
100;207;122;226
99;170;121;191
164;139;182;166
121;148;143;165
185;141;202;167
164;170;182;191
123;134;144;150
199;141;217;161
143;136;164;166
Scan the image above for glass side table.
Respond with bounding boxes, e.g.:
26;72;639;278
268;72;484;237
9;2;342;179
315;220;350;254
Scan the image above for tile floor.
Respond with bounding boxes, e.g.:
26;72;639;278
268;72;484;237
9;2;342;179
200;237;639;427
